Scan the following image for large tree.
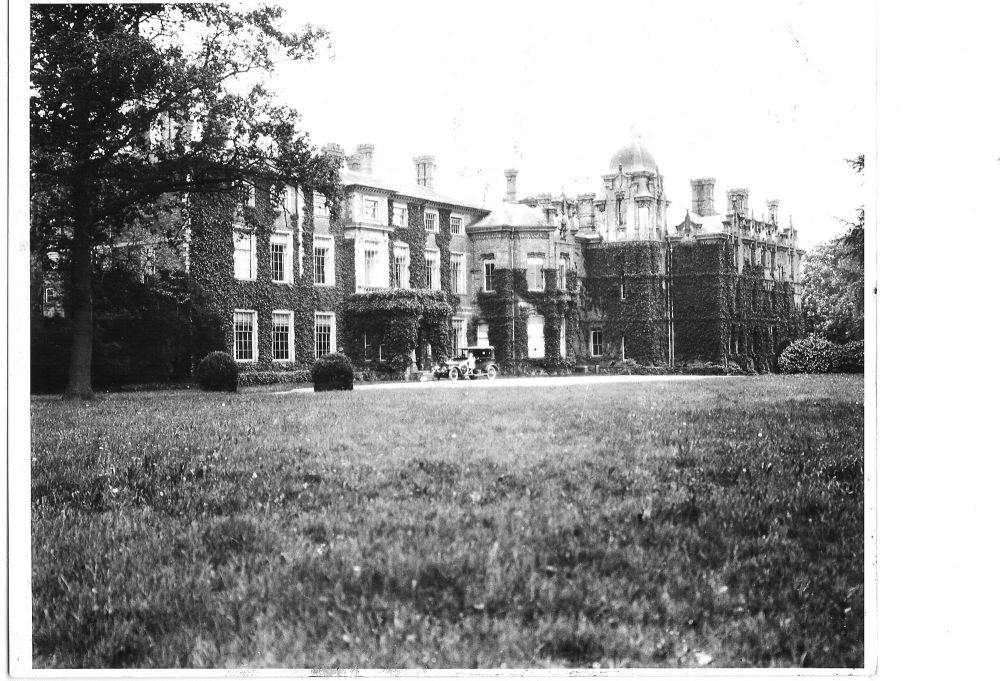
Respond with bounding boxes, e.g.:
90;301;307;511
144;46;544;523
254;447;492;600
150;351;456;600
801;155;865;343
31;3;340;399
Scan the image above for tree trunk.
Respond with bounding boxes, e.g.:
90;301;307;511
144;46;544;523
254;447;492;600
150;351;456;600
63;208;96;400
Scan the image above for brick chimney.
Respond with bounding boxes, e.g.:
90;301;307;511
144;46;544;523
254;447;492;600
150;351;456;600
356;144;374;174
346;153;362;172
726;188;749;217
322;143;345;165
504;169;518;202
766;199;779;224
413;155;435;188
690;178;716;216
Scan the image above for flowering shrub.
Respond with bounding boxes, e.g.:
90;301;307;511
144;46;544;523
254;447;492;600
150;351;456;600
312;352;354;391
778;335;835;374
195;351;239;392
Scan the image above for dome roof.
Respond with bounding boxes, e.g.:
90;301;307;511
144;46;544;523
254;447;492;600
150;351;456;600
608;139;658;174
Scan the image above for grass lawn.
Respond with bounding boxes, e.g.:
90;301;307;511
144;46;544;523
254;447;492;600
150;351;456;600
29;375;864;669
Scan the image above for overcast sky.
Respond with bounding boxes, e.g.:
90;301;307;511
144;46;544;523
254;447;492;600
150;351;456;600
264;0;872;248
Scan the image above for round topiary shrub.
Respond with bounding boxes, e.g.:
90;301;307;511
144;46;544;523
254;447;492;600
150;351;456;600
312;353;354;391
778;334;836;374
195;351;239;392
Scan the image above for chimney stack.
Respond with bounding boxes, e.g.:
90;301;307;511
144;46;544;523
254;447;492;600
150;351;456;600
504;169;518;202
766;199;779;224
346;153;362;172
690;178;716;216
726;188;749;217
413;155;435;188
356;144;374;175
322;143;345;165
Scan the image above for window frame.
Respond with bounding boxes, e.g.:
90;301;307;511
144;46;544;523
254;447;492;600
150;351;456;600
270;231;292;284
363;197;379;223
233;309;258;362
393;243;411;289
450;252;466;295
526;256;545;292
424;210;439;233
233;230;257;281
392;203;408;228
450;215;463;235
313;235;334;286
590;328;604;358
483;259;495;292
271;310;295;363
314;311;336;359
362;239;381;287
424;249;440;290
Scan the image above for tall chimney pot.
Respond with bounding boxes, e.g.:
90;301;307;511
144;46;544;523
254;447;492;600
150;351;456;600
690;178;716;216
356;144;374;174
413;155;435;188
504;169;518;202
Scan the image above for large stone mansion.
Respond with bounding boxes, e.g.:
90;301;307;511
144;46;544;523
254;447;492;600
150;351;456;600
40;137;805;375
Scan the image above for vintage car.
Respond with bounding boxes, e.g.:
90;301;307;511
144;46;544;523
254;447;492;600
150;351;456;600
433;346;499;381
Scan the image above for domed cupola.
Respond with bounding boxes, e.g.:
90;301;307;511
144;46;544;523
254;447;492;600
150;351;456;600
608;138;658;175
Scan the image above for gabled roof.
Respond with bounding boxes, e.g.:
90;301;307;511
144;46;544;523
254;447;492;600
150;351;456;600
340;169;487;213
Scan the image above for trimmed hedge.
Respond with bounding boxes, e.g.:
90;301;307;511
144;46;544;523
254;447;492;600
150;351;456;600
195;351;239;392
312;353;354;391
238;370;312;387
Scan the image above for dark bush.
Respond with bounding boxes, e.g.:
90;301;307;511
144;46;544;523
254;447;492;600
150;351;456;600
312;353;354;391
832;340;864;373
778;335;835;374
195;351;239;392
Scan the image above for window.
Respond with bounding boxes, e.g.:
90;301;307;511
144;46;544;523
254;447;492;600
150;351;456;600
424;211;438;232
363;333;384;361
620;272;626;300
450;253;466;294
450;216;462;235
425;250;440;290
450;318;467;356
559;318;567;357
483;259;495;292
621;336;627;360
272;311;293;362
557;258;567;289
44;287;55;303
233;310;257;361
477;321;489;347
394;244;410;289
527;256;544;291
315;312;335;358
363;240;380;286
617;197;625;226
527;315;545;358
590;328;604;357
234;231;257;280
313;236;333;285
270;232;291;282
283;185;297;213
363;198;378;222
392;204;408;228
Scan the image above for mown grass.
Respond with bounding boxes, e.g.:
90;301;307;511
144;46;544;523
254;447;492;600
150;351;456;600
30;375;863;668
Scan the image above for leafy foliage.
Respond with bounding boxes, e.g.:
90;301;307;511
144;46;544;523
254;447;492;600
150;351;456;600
801;239;863;343
311;352;354;391
832;340;864;374
195;351;239;392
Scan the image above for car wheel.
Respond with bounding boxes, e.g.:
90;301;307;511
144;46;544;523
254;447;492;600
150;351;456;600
486;365;498;380
448;367;459;381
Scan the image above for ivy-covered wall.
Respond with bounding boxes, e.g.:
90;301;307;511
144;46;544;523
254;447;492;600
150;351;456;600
670;239;802;372
189;186;345;372
580;242;669;364
474;266;578;368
